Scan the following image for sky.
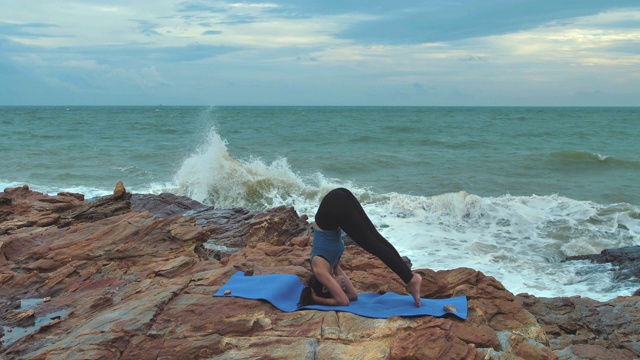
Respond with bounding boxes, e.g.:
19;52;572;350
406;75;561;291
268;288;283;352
1;1;639;106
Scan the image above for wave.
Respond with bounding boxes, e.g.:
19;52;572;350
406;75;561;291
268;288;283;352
167;127;640;242
368;191;640;300
170;127;354;211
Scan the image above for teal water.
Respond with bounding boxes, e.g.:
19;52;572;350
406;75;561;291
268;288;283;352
1;106;639;300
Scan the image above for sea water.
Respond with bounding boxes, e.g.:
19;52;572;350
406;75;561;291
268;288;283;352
1;106;639;301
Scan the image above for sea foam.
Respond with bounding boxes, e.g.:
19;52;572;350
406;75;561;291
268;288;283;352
171;126;325;209
363;192;640;300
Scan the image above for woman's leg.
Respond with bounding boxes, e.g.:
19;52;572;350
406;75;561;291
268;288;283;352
315;188;413;284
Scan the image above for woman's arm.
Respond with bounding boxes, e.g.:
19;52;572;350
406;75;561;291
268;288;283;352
311;292;345;306
309;269;358;305
335;266;358;301
312;257;351;306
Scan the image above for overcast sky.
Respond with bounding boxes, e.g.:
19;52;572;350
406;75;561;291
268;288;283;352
1;1;639;106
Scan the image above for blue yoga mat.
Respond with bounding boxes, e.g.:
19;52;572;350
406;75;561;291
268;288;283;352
213;271;467;320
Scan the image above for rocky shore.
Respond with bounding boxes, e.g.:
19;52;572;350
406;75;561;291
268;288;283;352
1;183;639;359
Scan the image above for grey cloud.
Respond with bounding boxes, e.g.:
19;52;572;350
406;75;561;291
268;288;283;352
412;82;427;93
131;20;162;37
40;41;238;64
609;43;640;54
176;1;259;24
202;30;222;35
0;38;32;51
153;43;234;61
205;1;638;44
0;21;61;39
458;55;484;62
176;2;221;13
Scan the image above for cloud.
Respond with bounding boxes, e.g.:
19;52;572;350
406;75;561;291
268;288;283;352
155;43;236;61
458;55;484;62
132;20;162;37
0;21;59;38
202;29;223;35
331;0;640;44
134;66;172;88
0;1;639;105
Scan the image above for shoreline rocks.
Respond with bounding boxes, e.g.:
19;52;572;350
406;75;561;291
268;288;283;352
565;246;640;285
1;183;639;359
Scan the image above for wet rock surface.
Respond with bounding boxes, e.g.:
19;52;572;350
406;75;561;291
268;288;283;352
565;246;640;283
516;294;640;360
1;184;638;359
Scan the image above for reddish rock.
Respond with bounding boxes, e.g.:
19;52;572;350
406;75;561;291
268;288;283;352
113;181;126;199
131;192;209;218
516;293;640;359
1;184;639;359
0;185;83;234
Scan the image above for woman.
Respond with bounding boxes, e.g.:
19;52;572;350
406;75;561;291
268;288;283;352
299;188;422;307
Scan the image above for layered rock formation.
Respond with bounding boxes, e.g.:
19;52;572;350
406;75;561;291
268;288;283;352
1;184;638;359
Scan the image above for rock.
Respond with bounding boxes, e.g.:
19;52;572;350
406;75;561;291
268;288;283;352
155;255;197;278
1;185;639;359
245;206;309;248
193;207;255;248
131;192;210;218
0;185;84;234
565;245;640;282
194;206;310;249
516;293;640;359
56;184;132;227
0;182;133;233
1;309;36;328
402;255;412;269
112;181;126;199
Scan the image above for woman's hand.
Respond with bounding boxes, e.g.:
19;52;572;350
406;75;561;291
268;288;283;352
310;291;342;306
311;257;352;306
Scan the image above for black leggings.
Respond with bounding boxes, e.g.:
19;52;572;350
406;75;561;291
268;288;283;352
314;188;413;284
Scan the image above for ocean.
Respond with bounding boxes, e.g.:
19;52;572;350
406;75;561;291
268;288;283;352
1;106;639;301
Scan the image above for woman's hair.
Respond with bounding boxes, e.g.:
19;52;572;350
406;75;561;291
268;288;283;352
298;274;332;307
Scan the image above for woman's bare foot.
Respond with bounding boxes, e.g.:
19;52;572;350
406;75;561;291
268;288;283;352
407;273;422;307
